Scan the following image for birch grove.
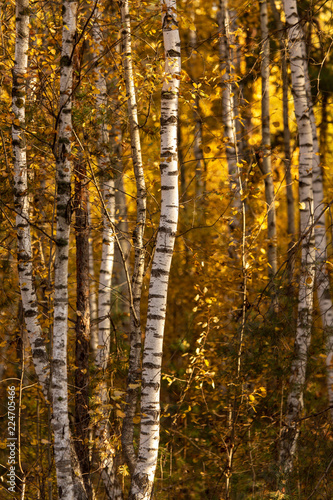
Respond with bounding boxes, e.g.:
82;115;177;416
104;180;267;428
3;0;333;497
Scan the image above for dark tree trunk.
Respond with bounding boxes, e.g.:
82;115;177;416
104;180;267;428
74;156;92;497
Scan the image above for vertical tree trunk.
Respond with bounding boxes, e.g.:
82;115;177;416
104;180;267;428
302;49;333;420
128;0;180;497
92;6;122;499
110;29;131;332
319;92;328;159
12;0;50;401
52;0;77;497
279;0;316;481
188;8;205;203
13;6;87;496
113;131;131;331
88;199;99;355
259;0;277;277
218;0;241;256
119;0;147;474
74;156;93;497
270;0;295;281
93;5;116;371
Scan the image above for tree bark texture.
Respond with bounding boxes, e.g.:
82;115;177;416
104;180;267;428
218;0;242;254
119;0;147;474
74;157;92;497
93;6;116;371
88;199;99;355
188;8;205;202
279;0;316;480
259;0;277;277
52;0;77;497
270;0;295;280
129;0;180;497
12;0;50;402
92;7;122;499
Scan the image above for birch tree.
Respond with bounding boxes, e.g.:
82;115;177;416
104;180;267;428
92;6;122;498
302;47;333;420
119;0;147;474
259;0;277;277
218;0;241;256
128;0;181;496
51;0;77;497
93;5;116;373
74;154;93;497
279;0;316;480
270;0;295;280
12;0;50;401
188;6;205;203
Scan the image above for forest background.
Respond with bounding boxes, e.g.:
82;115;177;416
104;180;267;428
0;0;333;498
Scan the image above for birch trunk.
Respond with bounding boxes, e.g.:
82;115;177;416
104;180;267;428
93;6;115;371
52;0;77;497
128;0;180;496
218;0;241;255
188;9;205;202
259;0;277;277
12;5;87;495
113;130;131;330
302;47;333;419
92;7;122;499
119;0;147;474
110;32;131;330
279;0;316;479
12;0;50;401
74;156;93;497
270;0;295;280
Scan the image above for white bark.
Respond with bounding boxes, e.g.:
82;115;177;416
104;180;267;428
279;0;316;479
270;0;295;279
92;7;121;499
88;199;99;355
188;9;205;201
119;0;147;474
302;44;333;419
12;0;50;401
52;0;77;497
218;0;241;253
93;6;116;370
129;0;180;497
259;0;277;277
